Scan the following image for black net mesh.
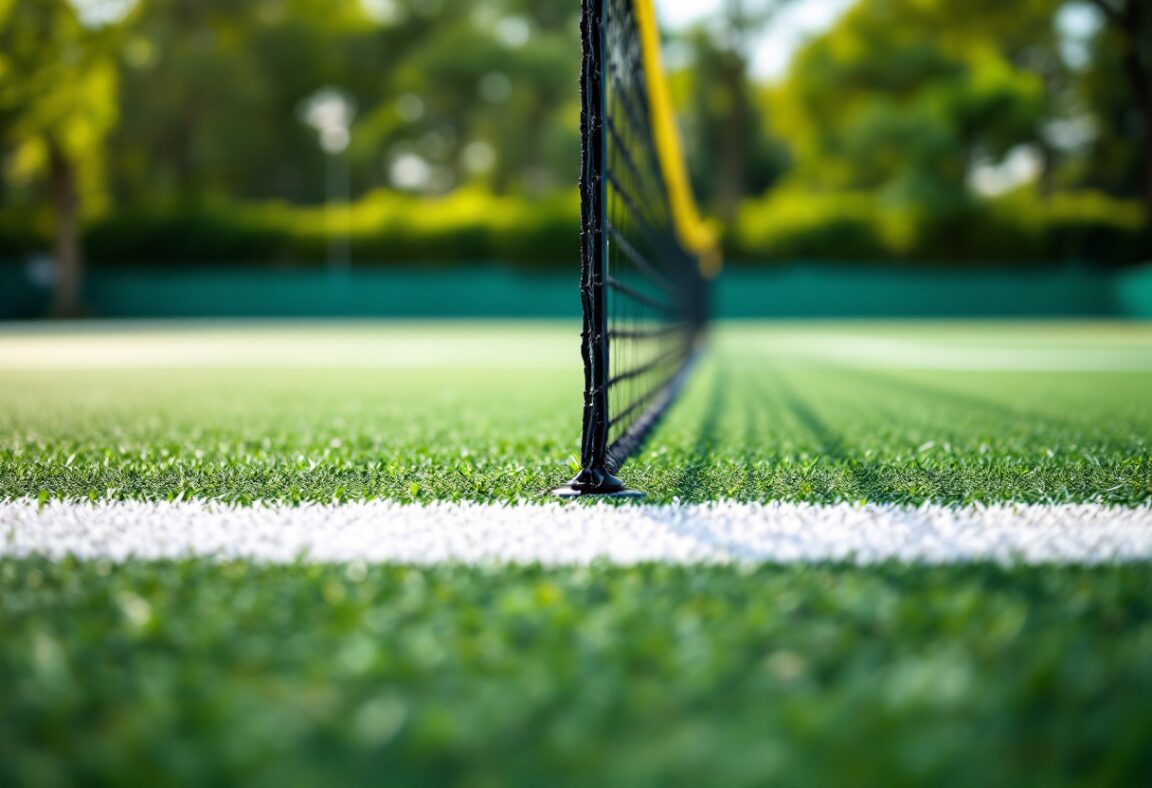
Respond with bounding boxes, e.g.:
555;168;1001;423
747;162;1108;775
571;0;708;492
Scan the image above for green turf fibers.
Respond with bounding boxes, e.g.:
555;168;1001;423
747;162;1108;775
2;560;1151;786
0;323;1148;504
1;321;1150;784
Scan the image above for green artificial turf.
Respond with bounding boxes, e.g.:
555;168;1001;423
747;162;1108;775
3;559;1151;787
2;320;1151;784
0;321;1148;504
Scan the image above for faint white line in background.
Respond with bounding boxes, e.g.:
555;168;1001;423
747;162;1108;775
0;335;575;369
2;328;1151;371
771;336;1152;371
4;500;1151;565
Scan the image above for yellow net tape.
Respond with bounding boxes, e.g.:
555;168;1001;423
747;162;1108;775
632;0;722;277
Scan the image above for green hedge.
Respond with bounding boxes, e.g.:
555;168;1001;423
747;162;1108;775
729;189;1150;265
82;189;582;267
1;187;1147;267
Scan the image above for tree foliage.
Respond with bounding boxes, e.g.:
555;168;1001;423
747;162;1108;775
101;0;580;205
0;0;129;313
0;0;1147;272
0;0;122;213
768;0;1053;213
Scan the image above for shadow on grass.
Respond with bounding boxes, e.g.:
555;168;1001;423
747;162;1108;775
740;366;769;498
672;362;728;499
770;368;885;500
832;364;1078;433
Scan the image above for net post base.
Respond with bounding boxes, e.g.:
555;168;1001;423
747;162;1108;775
551;467;645;498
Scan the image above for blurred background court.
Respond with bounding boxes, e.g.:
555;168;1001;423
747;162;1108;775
1;0;1150;320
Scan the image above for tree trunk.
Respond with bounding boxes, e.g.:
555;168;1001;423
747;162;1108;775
715;0;750;225
715;53;748;226
1118;16;1152;212
1122;55;1152;213
1092;0;1152;213
1036;141;1056;199
47;139;84;318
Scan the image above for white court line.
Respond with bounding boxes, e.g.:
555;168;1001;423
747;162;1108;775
3;326;1150;372
3;500;1151;565
772;336;1152;371
0;334;574;370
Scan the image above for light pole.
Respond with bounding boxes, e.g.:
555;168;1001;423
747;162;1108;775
299;88;357;281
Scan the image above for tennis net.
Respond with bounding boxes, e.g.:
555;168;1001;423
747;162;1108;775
556;0;719;496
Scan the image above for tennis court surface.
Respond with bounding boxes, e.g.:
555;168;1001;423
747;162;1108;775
2;320;1151;784
2;320;1148;507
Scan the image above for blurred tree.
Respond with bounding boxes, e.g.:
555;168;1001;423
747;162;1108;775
2;0;1145;277
103;0;579;204
110;0;390;204
679;0;793;223
1076;22;1141;199
1084;0;1152;211
903;0;1069;195
353;0;579;196
769;0;1049;214
681;23;789;223
0;0;126;315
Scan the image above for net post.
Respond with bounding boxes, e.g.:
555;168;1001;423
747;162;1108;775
554;0;634;497
554;0;714;499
